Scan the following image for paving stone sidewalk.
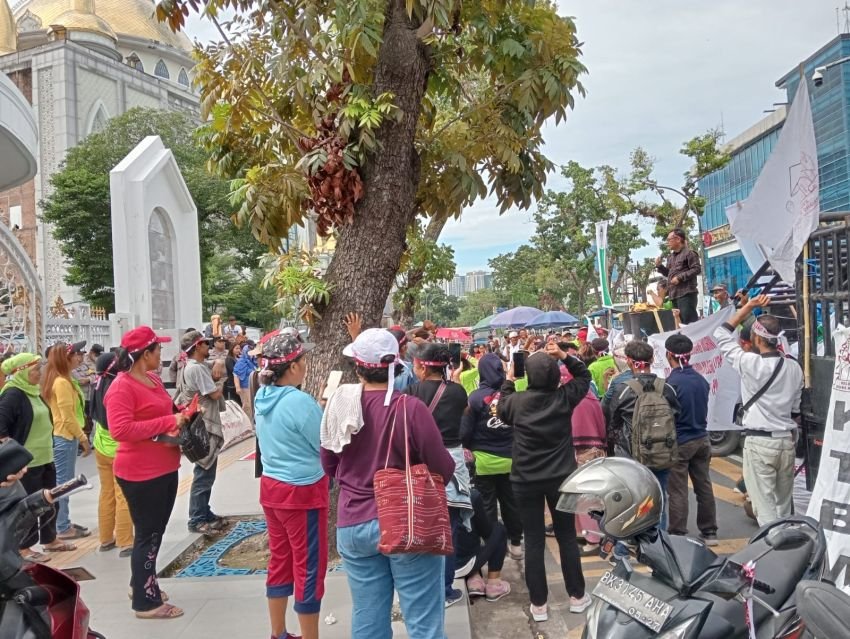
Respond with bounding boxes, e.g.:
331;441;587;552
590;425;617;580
48;438;472;639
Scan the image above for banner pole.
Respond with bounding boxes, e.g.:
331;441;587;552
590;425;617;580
798;63;813;388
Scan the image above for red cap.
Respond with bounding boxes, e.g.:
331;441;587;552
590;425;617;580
121;326;172;352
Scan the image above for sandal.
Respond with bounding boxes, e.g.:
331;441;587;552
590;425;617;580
99;541;116;552
21;551;51;564
43;541;77;552
57;528;90;541
135;604;183;620
71;523;90;534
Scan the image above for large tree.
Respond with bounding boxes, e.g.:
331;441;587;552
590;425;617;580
41;108;266;312
156;0;587;393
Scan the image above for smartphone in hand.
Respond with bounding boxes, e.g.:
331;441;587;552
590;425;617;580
512;351;526;379
449;343;462;368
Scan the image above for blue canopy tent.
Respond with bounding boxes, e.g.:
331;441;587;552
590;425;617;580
524;310;580;329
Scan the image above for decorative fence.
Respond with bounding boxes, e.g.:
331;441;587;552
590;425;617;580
45;304;114;348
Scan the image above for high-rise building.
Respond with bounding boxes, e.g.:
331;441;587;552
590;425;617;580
699;33;850;289
443;274;466;298
465;270;492;293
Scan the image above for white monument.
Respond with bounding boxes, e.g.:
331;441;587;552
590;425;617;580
110;135;201;356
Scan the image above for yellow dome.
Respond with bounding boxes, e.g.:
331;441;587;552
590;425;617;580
16;0;192;52
0;0;16;54
51;8;116;41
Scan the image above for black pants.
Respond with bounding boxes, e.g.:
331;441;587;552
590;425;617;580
668;436;718;536
471;521;507;575
117;471;178;612
513;478;585;605
476;473;523;545
673;292;700;324
19;463;57;548
444;507;463;595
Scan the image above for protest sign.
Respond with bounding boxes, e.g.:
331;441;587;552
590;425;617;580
807;325;850;593
647;306;741;432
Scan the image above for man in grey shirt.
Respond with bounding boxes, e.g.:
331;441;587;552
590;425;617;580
177;331;225;534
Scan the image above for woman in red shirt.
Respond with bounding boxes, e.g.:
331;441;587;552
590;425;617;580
105;327;187;620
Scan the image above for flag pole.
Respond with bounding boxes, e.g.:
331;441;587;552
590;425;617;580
799;62;813;388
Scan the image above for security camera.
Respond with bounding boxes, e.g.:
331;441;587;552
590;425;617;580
812;66;826;87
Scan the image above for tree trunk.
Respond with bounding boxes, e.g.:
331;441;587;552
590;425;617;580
302;0;430;556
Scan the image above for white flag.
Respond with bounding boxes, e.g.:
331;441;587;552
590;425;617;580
727;80;819;282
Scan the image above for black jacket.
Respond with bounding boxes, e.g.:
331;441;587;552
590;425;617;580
461;354;513;458
0;389;36;446
603;372;680;457
498;353;591;483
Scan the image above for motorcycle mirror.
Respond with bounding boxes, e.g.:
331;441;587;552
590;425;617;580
765;527;811;551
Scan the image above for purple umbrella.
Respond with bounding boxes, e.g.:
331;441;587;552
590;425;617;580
524;310;580;329
490;306;544;329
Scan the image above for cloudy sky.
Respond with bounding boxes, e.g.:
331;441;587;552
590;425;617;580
186;1;841;273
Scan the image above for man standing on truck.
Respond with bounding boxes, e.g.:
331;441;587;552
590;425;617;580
714;295;803;526
655;228;702;324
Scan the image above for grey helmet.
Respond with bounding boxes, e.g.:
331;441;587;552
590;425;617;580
556;457;662;539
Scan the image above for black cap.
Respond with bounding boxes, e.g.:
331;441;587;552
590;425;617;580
90;344;104;355
69;341;87;355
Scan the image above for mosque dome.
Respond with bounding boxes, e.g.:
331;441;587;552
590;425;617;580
50;6;116;42
16;0;192;52
0;0;16;54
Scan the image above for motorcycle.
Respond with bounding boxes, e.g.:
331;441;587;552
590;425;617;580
558;458;828;639
794;580;850;639
0;472;104;639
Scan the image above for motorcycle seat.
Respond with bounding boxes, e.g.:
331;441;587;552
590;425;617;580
701;533;815;630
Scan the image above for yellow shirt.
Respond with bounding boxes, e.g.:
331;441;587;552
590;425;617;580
47;377;86;442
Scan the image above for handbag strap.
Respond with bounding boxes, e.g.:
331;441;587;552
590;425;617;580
427;382;447;414
741;357;785;413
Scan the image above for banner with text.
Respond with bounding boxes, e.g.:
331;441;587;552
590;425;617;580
595;222;613;308
807;325;850;594
647;306;741;432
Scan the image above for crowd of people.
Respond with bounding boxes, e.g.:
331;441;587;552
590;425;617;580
0;227;808;637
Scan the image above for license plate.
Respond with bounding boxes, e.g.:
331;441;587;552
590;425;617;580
592;570;674;632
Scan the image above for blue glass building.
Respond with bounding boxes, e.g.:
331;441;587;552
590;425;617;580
699;33;850;290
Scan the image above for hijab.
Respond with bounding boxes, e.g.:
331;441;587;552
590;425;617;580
1;353;41;397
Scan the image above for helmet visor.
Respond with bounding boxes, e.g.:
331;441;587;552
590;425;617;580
556;492;605;515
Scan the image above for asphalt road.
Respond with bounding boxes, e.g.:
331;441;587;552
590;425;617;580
467;454;758;639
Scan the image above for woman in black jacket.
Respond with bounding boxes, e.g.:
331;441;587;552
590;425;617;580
498;346;592;622
0;353;66;559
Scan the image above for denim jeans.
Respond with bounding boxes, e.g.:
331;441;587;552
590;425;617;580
53;436;78;534
188;459;218;527
614;468;669;559
337;519;446;639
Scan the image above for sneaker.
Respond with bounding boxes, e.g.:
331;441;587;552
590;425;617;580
530;603;548;622
509;542;524;561
700;533;719;547
188;522;216;535
206;515;226;530
579;543;600;557
445;588;464;608
454;556;476;579
544;524;555;537
466;575;485;597
570;594;592;614
485;579;511;602
278;634;302;639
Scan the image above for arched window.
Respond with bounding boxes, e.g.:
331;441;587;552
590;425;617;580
177;67;190;87
148;209;176;329
126;52;143;72
88;104;109;135
154;59;170;79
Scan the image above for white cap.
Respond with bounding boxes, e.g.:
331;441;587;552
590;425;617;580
509;331;519;338
343;328;400;405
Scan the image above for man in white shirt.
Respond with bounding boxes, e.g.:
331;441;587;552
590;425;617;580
714;294;803;526
502;331;522;361
223;316;243;339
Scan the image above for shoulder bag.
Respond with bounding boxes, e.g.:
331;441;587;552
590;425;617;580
373;395;453;555
734;358;785;426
